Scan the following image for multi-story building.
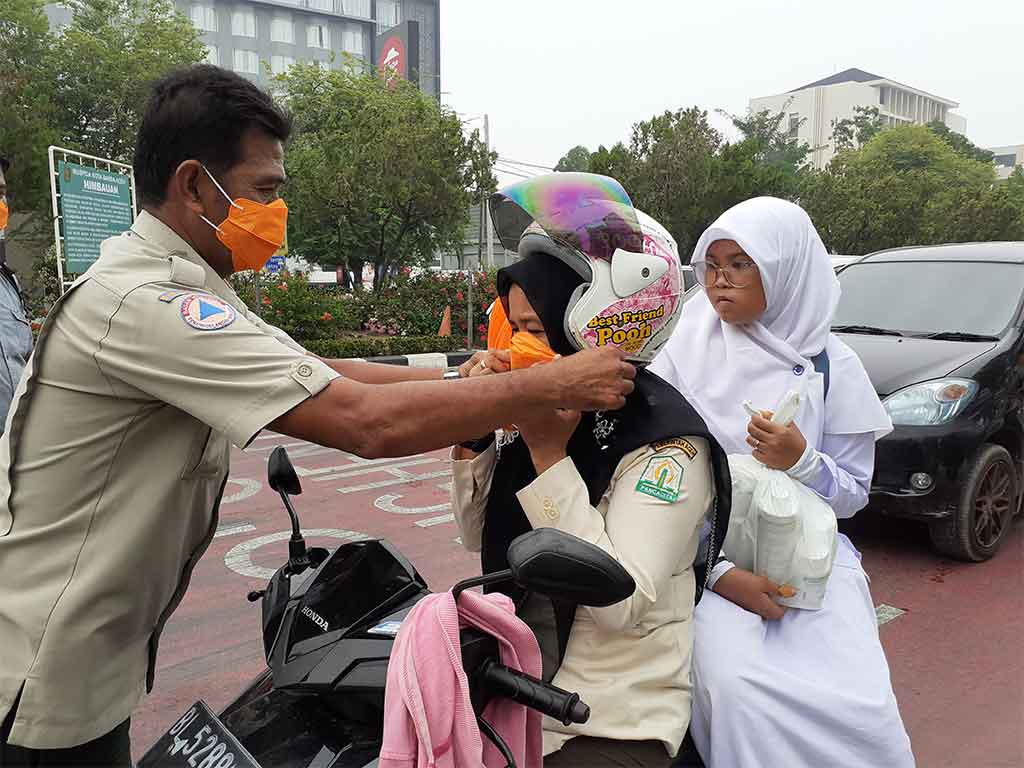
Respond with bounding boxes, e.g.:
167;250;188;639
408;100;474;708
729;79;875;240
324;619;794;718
988;144;1024;180
750;68;967;169
44;0;440;97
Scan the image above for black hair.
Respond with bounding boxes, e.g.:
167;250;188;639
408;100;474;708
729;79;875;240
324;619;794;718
0;156;9;175
133;65;292;207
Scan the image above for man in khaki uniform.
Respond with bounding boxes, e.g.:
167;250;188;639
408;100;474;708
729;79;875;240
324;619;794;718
0;66;635;766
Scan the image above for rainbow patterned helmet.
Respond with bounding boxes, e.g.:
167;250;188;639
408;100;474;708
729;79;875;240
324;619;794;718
488;173;683;364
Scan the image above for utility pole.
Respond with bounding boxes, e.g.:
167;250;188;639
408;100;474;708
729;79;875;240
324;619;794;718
484;113;493;269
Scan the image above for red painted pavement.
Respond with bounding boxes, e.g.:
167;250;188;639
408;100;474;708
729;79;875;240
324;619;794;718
131;435;1024;767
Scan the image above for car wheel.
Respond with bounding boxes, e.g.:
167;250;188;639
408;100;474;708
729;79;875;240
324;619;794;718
928;444;1019;562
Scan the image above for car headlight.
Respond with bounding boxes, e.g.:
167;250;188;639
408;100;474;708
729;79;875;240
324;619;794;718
883;379;978;426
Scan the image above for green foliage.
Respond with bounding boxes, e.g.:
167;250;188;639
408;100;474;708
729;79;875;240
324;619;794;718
303;335;463;359
555;107;811;258
830;106;885;154
363;269;496;345
800;125;1020;254
554;145;592;172
0;0;205;241
230;271;365;340
925;121;995;164
0;0;58;234
277;63;497;292
229;268;496;349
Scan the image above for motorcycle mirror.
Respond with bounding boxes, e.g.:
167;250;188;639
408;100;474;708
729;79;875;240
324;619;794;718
506;529;635;607
268;446;303;496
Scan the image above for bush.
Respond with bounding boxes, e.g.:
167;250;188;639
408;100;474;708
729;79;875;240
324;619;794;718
363;269;497;345
231;270;368;337
303;334;465;359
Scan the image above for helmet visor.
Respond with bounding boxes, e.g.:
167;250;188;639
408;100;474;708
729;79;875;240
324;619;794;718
488;173;643;261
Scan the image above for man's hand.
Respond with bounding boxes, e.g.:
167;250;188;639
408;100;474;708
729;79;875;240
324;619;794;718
712;567;788;620
460;349;511;378
541;346;636;411
747;412;807;470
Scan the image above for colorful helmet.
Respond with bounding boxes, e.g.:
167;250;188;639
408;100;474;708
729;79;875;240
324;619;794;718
489;172;683;364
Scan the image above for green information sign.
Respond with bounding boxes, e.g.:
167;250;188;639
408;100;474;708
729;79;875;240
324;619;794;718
57;161;134;274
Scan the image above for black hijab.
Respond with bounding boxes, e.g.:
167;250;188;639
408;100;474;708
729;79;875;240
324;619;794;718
481;251;732;674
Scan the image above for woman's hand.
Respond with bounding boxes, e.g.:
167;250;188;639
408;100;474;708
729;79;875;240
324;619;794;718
517;408;582;476
461;349;511;378
712;567;788;620
746;412;807;470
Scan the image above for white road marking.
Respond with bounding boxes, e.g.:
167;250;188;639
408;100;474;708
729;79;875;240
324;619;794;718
312;457;439;482
221;478;262;505
336;469;452;495
374;494;451;515
224;528;370;579
214;522;257;538
415;513;455;528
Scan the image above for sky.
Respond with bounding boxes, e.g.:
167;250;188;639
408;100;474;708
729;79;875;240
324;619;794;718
439;0;1023;184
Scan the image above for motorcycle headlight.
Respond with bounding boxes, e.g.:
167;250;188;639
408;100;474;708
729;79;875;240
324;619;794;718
883;379;978;426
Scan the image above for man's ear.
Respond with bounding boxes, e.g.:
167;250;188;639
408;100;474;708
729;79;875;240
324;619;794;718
172;160;206;215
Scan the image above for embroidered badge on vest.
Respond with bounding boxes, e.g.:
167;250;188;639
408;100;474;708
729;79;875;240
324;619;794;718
180;294;236;331
636;454;684;502
652;437;698;460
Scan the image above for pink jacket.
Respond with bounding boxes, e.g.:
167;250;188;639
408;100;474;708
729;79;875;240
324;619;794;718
379;589;543;768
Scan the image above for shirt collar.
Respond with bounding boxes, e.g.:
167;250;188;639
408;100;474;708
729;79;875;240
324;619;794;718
131;210;239;301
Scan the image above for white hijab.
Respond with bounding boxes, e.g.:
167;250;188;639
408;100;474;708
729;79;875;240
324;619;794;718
650;197;891;455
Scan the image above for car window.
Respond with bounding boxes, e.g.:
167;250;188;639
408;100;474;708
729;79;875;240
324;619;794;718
835;261;1024;337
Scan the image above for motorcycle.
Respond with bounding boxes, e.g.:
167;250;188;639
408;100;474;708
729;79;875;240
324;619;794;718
138;446;638;768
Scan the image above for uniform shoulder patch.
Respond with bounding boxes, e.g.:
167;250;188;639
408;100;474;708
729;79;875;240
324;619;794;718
180;294;236;331
158;289;190;303
636;454;684;503
652;437;699;460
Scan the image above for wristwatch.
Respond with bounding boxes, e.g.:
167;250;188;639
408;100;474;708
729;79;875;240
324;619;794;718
442;365;463;380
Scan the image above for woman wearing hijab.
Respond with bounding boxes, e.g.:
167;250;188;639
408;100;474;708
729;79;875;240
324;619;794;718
450;174;731;767
651;197;914;767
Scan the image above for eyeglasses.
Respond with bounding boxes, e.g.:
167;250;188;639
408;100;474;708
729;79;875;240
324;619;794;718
693;259;759;289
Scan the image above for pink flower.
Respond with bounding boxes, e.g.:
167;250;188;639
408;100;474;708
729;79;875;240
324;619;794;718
262;296;272;306
456;291;464;301
321;311;333;321
278;282;289;291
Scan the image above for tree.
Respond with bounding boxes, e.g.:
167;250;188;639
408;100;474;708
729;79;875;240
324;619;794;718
800;125;1014;254
830;106;885;154
554;145;592;172
279;63;496;292
925;121;995;164
587;142;634;182
0;0;59;240
0;0;205;242
619;108;723;257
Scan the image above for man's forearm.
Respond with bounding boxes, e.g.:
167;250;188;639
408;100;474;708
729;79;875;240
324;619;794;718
274;366;559;459
321;358;445;383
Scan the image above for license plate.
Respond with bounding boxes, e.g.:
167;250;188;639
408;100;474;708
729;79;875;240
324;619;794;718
137;700;260;768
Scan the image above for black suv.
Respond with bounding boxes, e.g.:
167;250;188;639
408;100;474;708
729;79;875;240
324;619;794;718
834;242;1024;561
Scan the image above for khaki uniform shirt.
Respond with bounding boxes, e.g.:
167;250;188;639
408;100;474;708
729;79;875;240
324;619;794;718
451;437;714;758
0;211;339;749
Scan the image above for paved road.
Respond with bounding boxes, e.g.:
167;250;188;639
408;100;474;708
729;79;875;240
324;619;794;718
131;434;1024;767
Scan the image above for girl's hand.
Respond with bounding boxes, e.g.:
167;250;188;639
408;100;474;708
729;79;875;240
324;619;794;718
746;412;807;470
712;567;788;620
517;408;582;475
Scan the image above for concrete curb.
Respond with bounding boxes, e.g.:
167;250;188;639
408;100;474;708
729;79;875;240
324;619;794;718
349;351;475;368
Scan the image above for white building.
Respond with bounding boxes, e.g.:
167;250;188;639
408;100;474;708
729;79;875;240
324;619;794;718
988;145;1024;180
750;68;966;169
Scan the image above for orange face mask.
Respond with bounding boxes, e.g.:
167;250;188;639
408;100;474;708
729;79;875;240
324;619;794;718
201;166;287;273
0;199;8;231
509;332;558;370
487;299;513;351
